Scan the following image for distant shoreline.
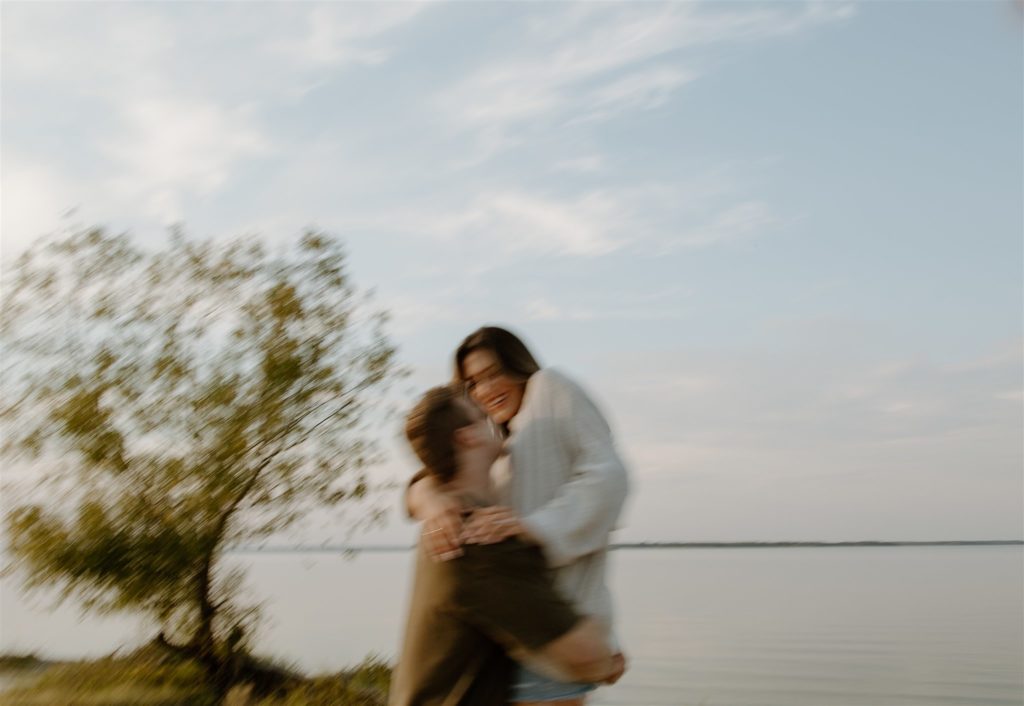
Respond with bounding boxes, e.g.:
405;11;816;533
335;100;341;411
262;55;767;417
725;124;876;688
227;540;1024;554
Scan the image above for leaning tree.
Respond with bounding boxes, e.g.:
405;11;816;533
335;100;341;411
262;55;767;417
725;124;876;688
0;227;404;689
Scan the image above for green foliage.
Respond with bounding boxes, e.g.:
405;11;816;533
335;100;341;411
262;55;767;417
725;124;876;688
0;653;217;705
0;652;391;706
251;656;391;706
30;657;209;695
0;653;46;672
0;228;406;684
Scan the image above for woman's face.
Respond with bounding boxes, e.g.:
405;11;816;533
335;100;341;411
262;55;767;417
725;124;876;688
462;348;525;425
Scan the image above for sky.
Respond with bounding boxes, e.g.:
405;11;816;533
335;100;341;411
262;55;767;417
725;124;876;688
1;1;1021;544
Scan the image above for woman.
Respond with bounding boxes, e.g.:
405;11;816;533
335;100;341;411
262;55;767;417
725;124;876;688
407;326;630;704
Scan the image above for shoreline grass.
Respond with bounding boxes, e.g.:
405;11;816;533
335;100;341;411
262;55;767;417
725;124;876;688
0;647;390;706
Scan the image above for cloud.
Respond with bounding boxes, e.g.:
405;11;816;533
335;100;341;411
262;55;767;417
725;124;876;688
3;3;431;92
2;3;802;268
1;4;175;89
593;333;1022;539
522;284;692;323
599;334;1023;463
0;2;433;248
670;200;780;250
379;289;476;337
0;157;76;257
436;5;689;133
552;155;607;174
435;2;854;159
431;190;625;257
102;96;270;223
269;3;430;70
407;158;783;261
570;66;697;125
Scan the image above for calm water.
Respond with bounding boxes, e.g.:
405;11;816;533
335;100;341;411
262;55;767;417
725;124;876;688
1;546;1021;705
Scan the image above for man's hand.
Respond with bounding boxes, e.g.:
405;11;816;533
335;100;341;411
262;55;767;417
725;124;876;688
460;506;524;545
413;481;464;561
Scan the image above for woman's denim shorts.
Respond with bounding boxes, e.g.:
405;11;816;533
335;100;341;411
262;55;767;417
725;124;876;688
511;663;597;702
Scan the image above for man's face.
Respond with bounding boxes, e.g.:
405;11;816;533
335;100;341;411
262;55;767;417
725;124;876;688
454;396;504;461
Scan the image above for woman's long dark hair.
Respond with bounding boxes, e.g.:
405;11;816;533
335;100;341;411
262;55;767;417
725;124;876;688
454;326;541;383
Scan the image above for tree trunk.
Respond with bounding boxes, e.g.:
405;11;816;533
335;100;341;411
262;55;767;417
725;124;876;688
190;549;227;691
188;449;284;692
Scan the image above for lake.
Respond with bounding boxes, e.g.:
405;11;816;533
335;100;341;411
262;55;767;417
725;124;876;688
1;546;1021;705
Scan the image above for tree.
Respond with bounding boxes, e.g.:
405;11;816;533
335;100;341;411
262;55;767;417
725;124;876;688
0;227;405;690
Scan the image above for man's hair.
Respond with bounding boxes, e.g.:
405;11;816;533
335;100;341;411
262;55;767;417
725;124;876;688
405;385;475;483
454;325;541;385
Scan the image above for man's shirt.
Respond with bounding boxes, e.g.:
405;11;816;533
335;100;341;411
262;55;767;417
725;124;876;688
389;536;581;706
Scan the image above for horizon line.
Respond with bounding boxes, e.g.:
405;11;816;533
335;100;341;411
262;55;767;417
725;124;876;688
226;539;1024;553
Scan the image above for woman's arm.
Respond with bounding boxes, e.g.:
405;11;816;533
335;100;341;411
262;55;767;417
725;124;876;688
518;374;629;567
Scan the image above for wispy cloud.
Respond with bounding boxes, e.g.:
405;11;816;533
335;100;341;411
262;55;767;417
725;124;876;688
1;4;175;88
552;154;607;174
0;156;76;256
1;2;828;260
670;200;780;250
523;285;692;323
570;66;697;126
601;333;1023;459
431;190;625;257
270;3;430;70
423;176;778;259
0;2;433;246
436;4;691;133
994;389;1023;402
102;96;270;222
436;2;855;159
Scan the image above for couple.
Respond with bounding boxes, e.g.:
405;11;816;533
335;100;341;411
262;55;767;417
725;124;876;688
390;326;630;705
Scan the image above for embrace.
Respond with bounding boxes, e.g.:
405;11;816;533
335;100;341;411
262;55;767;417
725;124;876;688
390;326;631;706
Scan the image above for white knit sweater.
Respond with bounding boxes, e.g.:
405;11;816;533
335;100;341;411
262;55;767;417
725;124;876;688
492;367;630;633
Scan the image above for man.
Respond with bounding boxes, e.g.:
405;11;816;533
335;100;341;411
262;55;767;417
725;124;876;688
390;385;623;706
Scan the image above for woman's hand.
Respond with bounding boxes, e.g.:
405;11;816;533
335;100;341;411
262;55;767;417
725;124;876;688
604;652;627;685
460;506;524;545
419;491;464;561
